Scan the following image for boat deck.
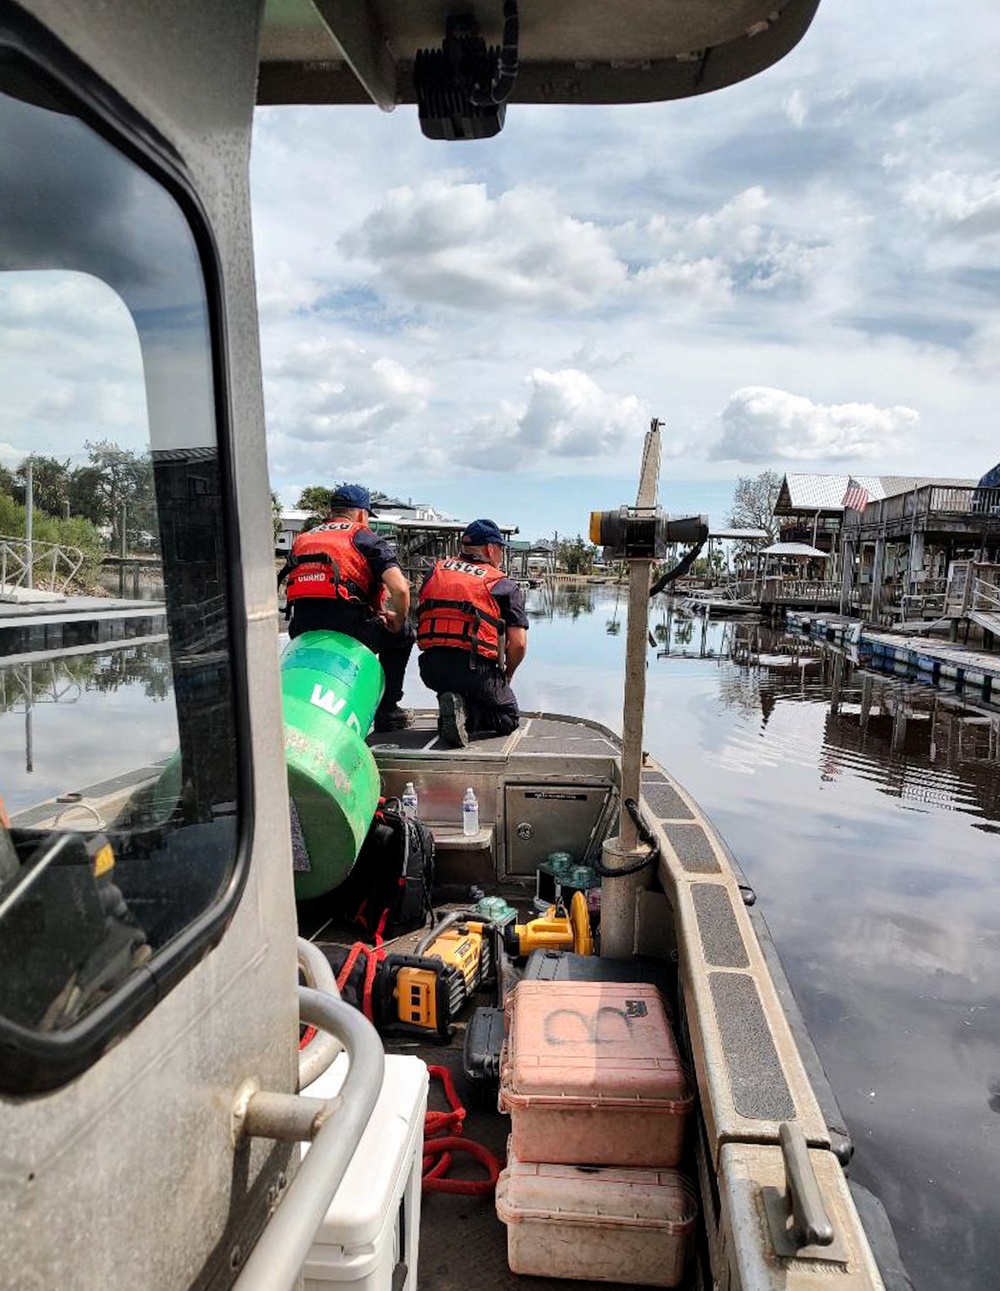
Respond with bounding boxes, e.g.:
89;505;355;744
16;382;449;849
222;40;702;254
366;709;622;759
300;910;696;1291
300;710;703;1289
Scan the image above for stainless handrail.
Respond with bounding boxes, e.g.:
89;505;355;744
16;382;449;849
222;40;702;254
296;938;343;1090
296;936;339;994
234;987;385;1291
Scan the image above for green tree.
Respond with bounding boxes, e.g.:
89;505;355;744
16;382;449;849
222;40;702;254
727;469;782;547
271;491;283;543
68;465;107;526
691;549;726;579
84;440;155;548
0;462;14;499
296;485;332;516
556;535;598;574
15;455;71;516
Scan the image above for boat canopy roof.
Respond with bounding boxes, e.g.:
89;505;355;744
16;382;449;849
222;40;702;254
258;0;823;110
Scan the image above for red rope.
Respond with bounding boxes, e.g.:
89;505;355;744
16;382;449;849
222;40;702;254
422;1064;502;1196
336;928;388;1024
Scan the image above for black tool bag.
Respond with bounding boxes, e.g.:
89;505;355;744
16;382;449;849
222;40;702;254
333;798;435;938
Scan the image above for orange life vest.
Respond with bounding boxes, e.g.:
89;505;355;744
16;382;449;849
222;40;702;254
283;521;380;610
417;559;506;660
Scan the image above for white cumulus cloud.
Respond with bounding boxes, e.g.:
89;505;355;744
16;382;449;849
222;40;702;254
632;257;733;306
904;170;1000;239
340;180;627;311
412;368;655;474
265;336;432;473
0;441;26;468
710;386;919;462
516;369;647;458
783;89;808;128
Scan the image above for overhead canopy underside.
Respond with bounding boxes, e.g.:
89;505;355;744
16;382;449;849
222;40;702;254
258;0;823;109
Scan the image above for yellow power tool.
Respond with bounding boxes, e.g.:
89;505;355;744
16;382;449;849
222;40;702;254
376;917;493;1040
503;891;594;958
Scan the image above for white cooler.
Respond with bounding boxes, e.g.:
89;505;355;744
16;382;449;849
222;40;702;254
300;1053;428;1291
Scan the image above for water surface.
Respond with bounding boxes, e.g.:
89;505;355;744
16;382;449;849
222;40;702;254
416;585;998;1291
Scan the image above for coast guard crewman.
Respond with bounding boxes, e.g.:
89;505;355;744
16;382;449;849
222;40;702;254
417;518;528;746
280;484;413;732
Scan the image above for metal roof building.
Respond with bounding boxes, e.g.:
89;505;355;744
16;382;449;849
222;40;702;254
774;474;976;516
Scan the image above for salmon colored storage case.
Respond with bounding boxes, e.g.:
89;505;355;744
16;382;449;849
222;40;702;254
495;1144;698;1287
499;980;692;1167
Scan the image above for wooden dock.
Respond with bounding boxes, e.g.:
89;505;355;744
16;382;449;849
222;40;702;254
0;596;166;660
787;610;1000;704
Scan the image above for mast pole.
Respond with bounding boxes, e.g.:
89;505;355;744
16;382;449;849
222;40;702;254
601;418;661;955
618;421;660;853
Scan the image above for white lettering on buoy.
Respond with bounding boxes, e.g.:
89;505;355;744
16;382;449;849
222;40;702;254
310;684;345;716
310;684;362;733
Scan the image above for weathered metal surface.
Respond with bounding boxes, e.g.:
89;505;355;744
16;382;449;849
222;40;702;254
2;4;300;1289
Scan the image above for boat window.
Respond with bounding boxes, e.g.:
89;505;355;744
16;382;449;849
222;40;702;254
0;55;241;1089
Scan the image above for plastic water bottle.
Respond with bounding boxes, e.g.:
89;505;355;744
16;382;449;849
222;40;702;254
401;782;419;820
462;787;479;837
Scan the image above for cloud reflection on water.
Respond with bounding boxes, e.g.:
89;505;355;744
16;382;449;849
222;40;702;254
471;588;1000;1291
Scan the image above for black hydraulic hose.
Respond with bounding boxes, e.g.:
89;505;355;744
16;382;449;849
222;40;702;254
472;0;519;105
649;534;708;598
416;908;483;955
592;799;661;877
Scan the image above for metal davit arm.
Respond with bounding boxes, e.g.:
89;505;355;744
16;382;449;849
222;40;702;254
234;987;385;1291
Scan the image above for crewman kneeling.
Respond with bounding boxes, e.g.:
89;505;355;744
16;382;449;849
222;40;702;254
416;518;528;747
280;484;413;732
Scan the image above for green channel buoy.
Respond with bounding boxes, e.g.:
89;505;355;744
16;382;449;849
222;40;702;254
281;630;384;900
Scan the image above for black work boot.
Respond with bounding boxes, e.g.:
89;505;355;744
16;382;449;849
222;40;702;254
438;692;469;747
373;706;410;732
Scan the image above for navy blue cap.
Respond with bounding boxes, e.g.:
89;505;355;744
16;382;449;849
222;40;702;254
330;484;377;514
461;518;507;548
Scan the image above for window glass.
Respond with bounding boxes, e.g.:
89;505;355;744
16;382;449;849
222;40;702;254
0;61;239;1052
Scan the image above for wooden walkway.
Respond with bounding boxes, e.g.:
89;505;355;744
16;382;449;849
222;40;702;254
787;610;1000;704
0;596;166;660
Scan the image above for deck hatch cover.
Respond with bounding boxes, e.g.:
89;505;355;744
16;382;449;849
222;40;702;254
710;972;795;1122
693;885;749;969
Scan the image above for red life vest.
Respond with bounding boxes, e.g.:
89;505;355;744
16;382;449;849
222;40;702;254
284;521;380;610
417;559;506;660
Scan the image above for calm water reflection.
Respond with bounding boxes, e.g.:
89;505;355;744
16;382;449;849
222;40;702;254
416;584;999;1291
0;643;178;812
3;591;998;1288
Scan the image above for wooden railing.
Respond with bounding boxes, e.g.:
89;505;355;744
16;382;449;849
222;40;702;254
843;485;1000;534
761;577;841;604
0;536;83;597
944;561;1000;618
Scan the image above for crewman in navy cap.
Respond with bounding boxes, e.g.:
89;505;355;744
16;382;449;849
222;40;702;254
416;518;528;746
280;484;413;731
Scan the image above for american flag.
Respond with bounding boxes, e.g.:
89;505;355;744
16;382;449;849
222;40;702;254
841;476;869;512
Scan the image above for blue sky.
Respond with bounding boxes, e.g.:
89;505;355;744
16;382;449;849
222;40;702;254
245;0;1000;537
3;0;1000;541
